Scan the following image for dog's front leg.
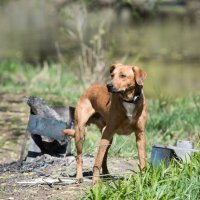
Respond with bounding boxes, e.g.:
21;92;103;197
102;138;113;175
93;130;114;185
135;130;146;170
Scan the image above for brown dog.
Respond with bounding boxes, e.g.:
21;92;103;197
63;64;147;184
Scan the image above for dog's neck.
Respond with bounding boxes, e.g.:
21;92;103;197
120;85;143;104
120;86;143;121
122;92;143;104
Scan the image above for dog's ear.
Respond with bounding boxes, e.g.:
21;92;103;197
132;66;147;86
110;64;116;74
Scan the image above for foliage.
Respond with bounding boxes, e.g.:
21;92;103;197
60;3;112;88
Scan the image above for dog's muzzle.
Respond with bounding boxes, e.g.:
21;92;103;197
106;83;120;93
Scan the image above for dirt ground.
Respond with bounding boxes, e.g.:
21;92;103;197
0;154;137;200
0;93;138;200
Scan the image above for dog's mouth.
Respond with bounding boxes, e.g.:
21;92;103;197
106;83;122;93
107;83;143;103
106;83;136;94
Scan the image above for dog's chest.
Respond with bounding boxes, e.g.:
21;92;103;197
122;102;135;121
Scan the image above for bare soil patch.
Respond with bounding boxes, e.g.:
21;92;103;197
0;155;137;199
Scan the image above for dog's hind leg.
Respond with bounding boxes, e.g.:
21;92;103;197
75;100;95;183
75;126;86;183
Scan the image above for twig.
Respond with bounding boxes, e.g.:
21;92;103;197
18;130;29;167
17;177;80;185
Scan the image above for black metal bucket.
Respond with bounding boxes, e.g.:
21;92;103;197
150;140;200;167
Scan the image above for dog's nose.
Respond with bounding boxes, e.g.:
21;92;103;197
106;83;113;91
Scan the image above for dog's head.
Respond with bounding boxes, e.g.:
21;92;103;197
107;64;147;94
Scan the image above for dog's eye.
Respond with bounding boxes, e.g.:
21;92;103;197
120;74;126;78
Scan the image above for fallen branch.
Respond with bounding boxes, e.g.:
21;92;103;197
17;177;91;186
16;172;134;186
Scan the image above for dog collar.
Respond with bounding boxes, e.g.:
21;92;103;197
122;92;143;104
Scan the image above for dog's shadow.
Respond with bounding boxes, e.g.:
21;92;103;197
68;171;125;181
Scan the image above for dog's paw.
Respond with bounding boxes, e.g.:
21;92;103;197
76;177;83;184
92;177;101;185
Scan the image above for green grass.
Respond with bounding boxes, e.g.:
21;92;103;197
0;61;82;105
85;154;200;200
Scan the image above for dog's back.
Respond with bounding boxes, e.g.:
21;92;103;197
76;84;111;123
63;84;110;137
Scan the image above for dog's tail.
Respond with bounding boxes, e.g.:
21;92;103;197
62;129;75;137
